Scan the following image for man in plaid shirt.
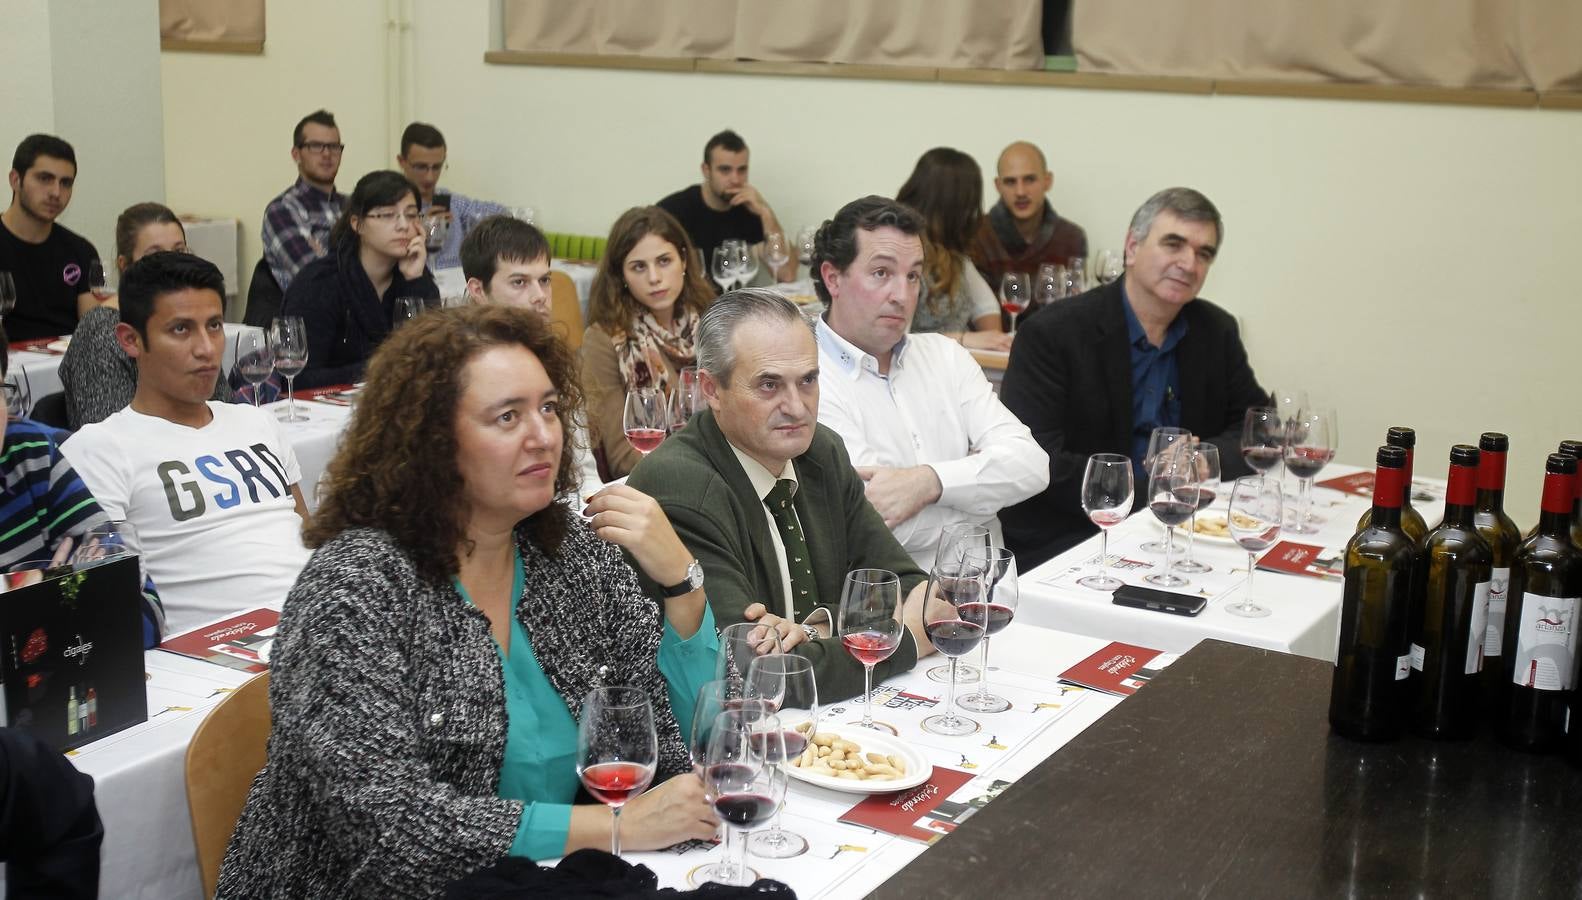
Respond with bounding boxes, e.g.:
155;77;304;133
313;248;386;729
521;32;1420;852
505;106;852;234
260;109;346;291
396;121;507;271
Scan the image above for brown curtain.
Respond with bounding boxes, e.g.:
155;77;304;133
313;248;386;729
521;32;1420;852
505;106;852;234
502;0;1044;70
1072;0;1582;92
160;0;265;46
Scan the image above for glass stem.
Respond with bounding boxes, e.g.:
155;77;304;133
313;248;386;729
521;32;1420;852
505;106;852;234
862;664;875;728
732;826;751;884
1185;508;1198;563
976;637;993;701
719;821;736;880
1097;528;1110;580
611;806;623;856
1245;550;1257;607
943;657;959;725
1161;524;1175;575
1299;477;1313;529
286;375;297;420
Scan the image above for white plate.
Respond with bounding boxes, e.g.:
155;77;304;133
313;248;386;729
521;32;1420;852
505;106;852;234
1172;511;1240;546
782;726;930;795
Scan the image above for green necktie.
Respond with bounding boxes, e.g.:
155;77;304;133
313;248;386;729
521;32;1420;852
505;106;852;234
765;478;818;618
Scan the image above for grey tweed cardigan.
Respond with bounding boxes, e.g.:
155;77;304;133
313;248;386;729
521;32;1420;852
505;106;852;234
215;523;691;899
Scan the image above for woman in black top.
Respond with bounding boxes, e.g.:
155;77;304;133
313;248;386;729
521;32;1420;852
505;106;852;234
280;169;438;388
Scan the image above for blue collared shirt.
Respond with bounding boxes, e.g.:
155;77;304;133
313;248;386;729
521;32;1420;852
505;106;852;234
1123;284;1187;485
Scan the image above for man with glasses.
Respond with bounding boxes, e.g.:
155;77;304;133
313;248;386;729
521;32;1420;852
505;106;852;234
396;122;507;271
261;109;346;291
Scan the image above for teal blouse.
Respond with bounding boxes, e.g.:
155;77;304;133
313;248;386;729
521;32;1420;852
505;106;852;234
454;550;717;861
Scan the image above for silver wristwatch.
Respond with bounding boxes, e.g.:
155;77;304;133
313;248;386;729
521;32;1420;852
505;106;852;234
801;623;821;642
661;559;705;598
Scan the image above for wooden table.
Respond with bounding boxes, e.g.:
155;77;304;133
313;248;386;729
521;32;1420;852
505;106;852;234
877;639;1582;898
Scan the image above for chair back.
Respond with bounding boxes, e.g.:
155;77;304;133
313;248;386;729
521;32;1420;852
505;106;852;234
30;390;71;430
242;258;283;328
549;270;584;351
185;673;271;898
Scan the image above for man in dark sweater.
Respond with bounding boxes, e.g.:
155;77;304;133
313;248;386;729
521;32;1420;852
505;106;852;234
968;140;1088;293
0;134;99;342
627;289;940;701
657;130;796;285
1000;187;1267;569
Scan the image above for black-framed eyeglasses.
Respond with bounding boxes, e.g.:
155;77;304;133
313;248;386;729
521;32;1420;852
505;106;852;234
297;141;345;154
364;210;422;224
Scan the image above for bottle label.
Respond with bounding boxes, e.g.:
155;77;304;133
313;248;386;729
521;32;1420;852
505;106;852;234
1483;567;1510;657
1395;653;1411;681
1510;591;1581;690
1410;643;1425;671
1466;580;1490;675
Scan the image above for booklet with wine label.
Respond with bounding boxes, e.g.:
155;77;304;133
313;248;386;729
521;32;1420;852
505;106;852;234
159;608;279;673
1256;541;1344;581
836;765;984;844
1058;641;1174;696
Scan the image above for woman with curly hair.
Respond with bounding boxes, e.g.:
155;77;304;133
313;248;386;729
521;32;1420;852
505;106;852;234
216;305;738;898
895;148;1012;351
581;206;714;479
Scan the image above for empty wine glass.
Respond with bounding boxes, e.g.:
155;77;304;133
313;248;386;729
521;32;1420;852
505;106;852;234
1035;263;1061;307
837;568;903;730
921;560;988;736
1139;426;1191;553
392;296;424;327
733;240;758;287
1095;249;1124;285
1285;407;1337;534
762;233;790;281
669;366;701;432
795;225;818;270
999;272;1030;336
0;272;16;320
956;546;1018;715
711;245;739;293
1079;453;1135;590
744;654;816;859
576;686;657;857
1226;475;1283;617
1241;407;1284;483
87;260;114;302
697;708;782;887
71;519;140;570
4;367;32;420
1145;448;1200;588
716;621;784;682
1271;388;1310;431
509;206;536;224
689;678;743;772
623;387;668;456
925;522;990;684
270;316;310;423
1174;443;1221;575
235;329;273;407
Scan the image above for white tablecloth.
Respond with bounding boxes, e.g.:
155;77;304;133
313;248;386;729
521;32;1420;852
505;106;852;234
1019;464;1445;662
261;397;352;511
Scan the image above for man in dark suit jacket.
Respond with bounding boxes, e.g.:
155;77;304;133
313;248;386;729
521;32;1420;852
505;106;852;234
627;289;937;701
1000;187;1267;569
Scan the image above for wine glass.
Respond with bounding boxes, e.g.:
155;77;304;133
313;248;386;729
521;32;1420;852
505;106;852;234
4;367;32;420
70;519;140;569
999;272;1030;336
956;546;1018;715
795;225;818;270
744;654;816;859
1271;388;1310;431
1035;263;1060;306
1226;475;1282;617
1284;407;1337;534
716;621;785;682
1145;448;1200;588
925;522;990;684
1078;453;1135;590
1096;250;1124;285
423;213;450;253
669;366;701;432
1241;407;1284;483
576;686;658;857
733;240;758;287
509;206;536;224
762;233;790;281
837;568;903;730
1139;426;1191;553
711;245;738;293
622;387;668;456
690;678;743;771
87;260;114;302
391;296;424;328
0;272;16;320
697;708;783;887
921;560;988;736
270;317;309;422
1174;442;1221;575
235;329;273;408
1067;257;1088;293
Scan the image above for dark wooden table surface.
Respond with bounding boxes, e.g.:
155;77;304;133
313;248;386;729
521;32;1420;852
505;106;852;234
874;639;1582;899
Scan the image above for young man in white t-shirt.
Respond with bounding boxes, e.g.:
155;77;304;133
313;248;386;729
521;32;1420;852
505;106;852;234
63;251;311;634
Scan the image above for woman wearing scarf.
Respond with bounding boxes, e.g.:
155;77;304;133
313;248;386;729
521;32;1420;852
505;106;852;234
581;207;713;479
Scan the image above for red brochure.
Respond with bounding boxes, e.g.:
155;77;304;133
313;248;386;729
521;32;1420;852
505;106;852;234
159;609;280;673
1058;642;1168;696
837;766;981;844
1256;541;1344;581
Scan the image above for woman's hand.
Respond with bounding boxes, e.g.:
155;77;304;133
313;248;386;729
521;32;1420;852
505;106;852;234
584;484;693;588
617;771;718;851
398;231;428;281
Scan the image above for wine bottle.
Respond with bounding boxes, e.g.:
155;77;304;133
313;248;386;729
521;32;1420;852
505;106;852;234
1475;433;1522;706
1559;440;1582;549
1409;445;1492;739
1498;453;1582;751
1330;445;1418;741
1356;426;1428;543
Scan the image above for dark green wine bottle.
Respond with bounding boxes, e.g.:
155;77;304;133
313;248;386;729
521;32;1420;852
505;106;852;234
1558;440;1582;550
1357;427;1428;544
1475;433;1522;708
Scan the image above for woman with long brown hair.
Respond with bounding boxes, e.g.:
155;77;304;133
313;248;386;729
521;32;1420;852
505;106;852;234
581;206;714;478
896;147;1012;351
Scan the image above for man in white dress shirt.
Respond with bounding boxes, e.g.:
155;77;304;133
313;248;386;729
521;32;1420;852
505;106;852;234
810;195;1049;570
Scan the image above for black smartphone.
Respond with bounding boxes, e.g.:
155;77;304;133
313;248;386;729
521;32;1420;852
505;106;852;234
431;192;451;211
1112;584;1207;617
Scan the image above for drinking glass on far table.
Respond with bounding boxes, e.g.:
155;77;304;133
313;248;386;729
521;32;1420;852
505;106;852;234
711;245;738;293
509;206;536;224
762;232;790;280
1284;407;1337;534
1078;453;1135;591
87;260;115;302
1095;249;1124;285
795;225;818;272
1241;407;1284;483
4;368;32;421
956;546;1018;715
622;387;668;456
837;568;903;731
716;621;784;682
732;240;759;287
669;366;701;432
925;523;990;684
391;296;424;328
744;653;817;859
270;316;310;423
423;212;450;253
1174;443;1221;575
1139;426;1191;553
1035;263;1062;308
999;272;1030;336
235;329;273;408
920;560;988;736
1066;256;1088;293
697;708;782;887
0;272;16;320
576;685;657;857
1145;448;1200;588
1226;475;1283;617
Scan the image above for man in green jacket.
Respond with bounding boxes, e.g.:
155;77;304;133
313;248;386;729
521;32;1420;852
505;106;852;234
627;289;937;702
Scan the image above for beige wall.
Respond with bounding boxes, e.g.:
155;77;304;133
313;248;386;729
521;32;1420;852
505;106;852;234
160;0;1582;521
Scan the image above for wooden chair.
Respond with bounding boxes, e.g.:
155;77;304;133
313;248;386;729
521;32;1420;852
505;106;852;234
549;269;585;351
185;673;271;899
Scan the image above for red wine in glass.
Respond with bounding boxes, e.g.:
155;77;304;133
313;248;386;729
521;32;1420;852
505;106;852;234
961;601;1014;635
1000;298;1027;317
1284;446;1335;479
924;619;985;657
841;631;899;667
714;792;779;828
1150;496;1196;527
625;427;666;455
1242;446;1282;473
579;761;655;806
1193;485;1218;511
1090;509;1128;528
